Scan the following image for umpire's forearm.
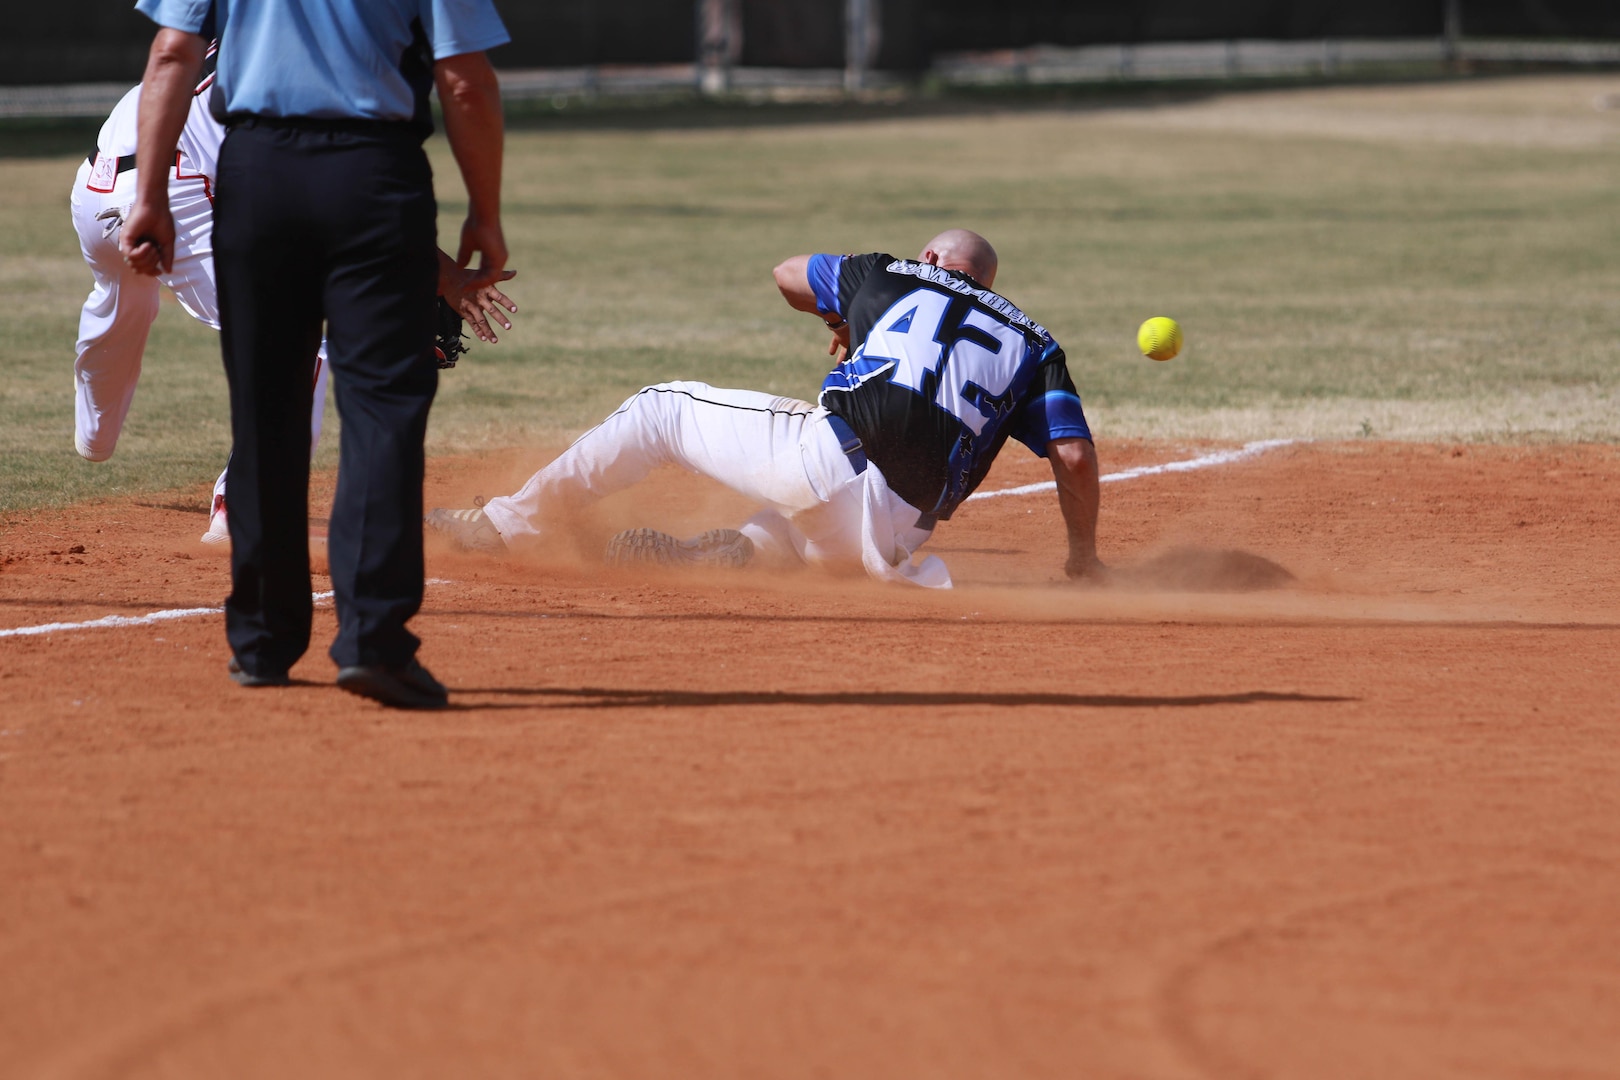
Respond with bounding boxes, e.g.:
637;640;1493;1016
134;30;205;205
436;52;505;224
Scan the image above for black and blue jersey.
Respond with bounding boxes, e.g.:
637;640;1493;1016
808;252;1092;521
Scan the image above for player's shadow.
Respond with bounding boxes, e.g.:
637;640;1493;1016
447;687;1355;710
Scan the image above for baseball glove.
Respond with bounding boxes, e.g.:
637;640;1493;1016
434;298;469;369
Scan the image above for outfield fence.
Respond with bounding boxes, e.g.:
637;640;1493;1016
4;38;1618;120
932;37;1620;85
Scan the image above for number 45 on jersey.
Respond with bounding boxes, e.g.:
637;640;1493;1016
852;288;1030;434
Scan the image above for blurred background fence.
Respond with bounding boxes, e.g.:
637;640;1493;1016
3;0;1618;117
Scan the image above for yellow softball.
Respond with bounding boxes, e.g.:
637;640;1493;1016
1137;316;1183;361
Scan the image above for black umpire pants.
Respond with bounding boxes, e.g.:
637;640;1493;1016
213;118;439;676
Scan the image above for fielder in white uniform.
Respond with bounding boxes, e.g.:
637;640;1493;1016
69;49;327;543
426;229;1105;588
72;45;518;545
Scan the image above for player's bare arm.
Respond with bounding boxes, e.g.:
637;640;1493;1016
435;51;507;288
774;255;850;357
121;28;205;276
1048;436;1106;582
772;256;821;313
436;249;517;344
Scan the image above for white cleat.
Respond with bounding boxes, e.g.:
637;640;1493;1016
424;507;508;555
201;495;230;545
604;528;754;570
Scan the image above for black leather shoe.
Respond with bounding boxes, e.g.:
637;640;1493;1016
228;656;290;687
335;659;449;709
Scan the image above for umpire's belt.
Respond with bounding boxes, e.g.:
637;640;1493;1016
825;414;868;475
88;148;138;175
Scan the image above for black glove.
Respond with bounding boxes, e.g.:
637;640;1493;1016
434;298;469;369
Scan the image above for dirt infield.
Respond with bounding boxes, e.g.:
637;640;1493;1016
2;439;1618;1078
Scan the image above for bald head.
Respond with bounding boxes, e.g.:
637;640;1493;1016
919;229;998;288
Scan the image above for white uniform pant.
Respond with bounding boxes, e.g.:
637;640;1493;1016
69;161;327;500
481;381;949;585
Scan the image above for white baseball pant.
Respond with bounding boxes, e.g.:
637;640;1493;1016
479;381;949;585
69;160;327;490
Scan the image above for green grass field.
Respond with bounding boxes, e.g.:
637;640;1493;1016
4;74;1618;514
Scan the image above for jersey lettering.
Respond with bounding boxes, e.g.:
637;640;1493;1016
884;259;1048;339
861;288;950;394
936;307;1026;435
819;252;1085;520
850;287;1028;435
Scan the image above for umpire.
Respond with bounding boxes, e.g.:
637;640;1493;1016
120;0;509;709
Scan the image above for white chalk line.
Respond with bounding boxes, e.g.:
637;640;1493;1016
0;442;1297;641
0;606;225;639
0;592;331;640
965;438;1299;501
0;581;456;641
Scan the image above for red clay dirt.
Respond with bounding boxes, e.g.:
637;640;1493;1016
1;439;1618;1079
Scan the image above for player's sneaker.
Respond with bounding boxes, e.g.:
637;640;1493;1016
424;507;507;555
201;494;230;546
604;528;754;570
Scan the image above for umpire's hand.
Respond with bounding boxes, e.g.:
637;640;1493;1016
456;214;508;290
122;27;204;276
120;197;175;275
439;258;518;344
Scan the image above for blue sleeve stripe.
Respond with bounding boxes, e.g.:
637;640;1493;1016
806;253;844;317
1030;390;1092;442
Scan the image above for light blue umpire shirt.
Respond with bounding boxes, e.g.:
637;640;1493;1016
134;0;509;122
